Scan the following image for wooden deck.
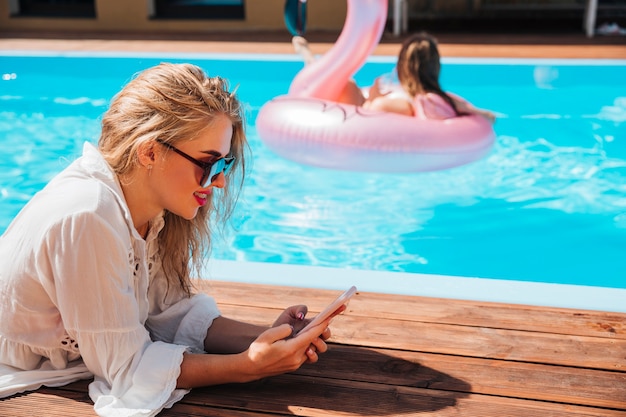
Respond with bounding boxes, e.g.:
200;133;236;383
2;280;625;416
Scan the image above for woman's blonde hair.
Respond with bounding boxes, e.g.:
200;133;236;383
99;63;247;296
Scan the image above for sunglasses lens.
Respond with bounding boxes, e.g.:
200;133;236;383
201;157;235;187
210;160;223;184
223;158;235;175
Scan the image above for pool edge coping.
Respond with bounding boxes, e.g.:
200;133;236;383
203;260;626;314
2;50;626;66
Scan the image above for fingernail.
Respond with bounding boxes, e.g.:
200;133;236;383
297;312;305;320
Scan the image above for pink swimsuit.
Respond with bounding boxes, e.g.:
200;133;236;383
412;93;457;120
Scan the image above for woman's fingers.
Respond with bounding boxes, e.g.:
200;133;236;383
305;345;319;363
255;323;294;345
272;305;309;329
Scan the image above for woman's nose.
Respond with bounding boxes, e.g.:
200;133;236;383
210;172;226;188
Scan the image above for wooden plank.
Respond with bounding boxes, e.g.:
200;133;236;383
173;373;626;417
215;303;626;371
0;388;276;417
0;389;96;417
293;345;626;410
333;316;626;371
161;405;287;417
200;280;626;339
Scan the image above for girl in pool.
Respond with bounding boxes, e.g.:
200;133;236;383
0;63;334;417
293;32;496;123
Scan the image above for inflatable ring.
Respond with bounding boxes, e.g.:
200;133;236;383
257;0;496;172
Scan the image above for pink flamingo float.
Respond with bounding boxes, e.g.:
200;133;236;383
256;0;495;173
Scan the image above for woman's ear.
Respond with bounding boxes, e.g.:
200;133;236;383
137;141;156;168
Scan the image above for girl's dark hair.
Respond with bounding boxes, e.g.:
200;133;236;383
396;32;466;116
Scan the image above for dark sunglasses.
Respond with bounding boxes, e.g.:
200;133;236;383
156;140;235;187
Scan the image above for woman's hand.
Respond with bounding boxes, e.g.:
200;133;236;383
272;305;332;361
179;320;331;389
452;96;497;124
479;109;497;124
367;77;390;101
242;318;331;381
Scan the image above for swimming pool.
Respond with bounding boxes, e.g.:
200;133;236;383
1;51;625;312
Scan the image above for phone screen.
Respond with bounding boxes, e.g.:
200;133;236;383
297;286;357;335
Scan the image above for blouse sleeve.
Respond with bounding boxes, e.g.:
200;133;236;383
146;269;221;354
40;210;188;417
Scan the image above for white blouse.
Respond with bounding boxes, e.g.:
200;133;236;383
0;142;221;416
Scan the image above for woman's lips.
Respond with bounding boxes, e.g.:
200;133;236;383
194;191;209;206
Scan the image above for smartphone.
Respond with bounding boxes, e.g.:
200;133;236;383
297;286;357;335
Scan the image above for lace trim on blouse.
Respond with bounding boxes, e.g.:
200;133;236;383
60;334;80;354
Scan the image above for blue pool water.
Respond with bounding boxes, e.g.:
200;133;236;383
1;52;625;297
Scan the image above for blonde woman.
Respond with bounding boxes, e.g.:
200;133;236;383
0;63;333;416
